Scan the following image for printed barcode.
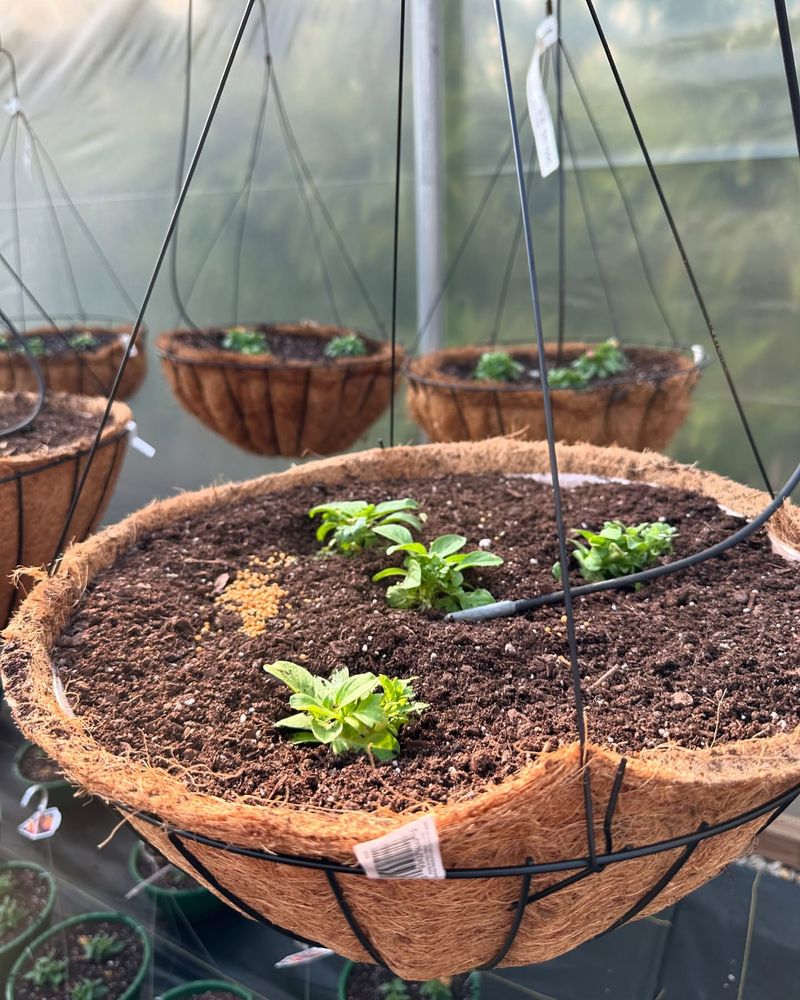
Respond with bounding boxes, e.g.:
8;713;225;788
369;834;426;878
353;815;445;880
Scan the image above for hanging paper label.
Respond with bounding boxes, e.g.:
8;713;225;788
354;816;444;880
526;14;559;179
274;946;335;969
126;421;156;458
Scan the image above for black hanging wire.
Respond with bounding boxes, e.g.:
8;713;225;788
389;0;406;446
582;0;774;498
554;0;566;361
773;0;800;158
0;305;44;435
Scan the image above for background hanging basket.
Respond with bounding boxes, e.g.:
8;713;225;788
156;322;403;457
406;343;703;450
0;325;148;400
0;391;130;629
1;439;798;980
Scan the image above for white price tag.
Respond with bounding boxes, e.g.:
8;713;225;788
354;816;445;880
526;14;559;179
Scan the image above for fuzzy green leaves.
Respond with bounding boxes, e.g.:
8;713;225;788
324;333;368;358
309;498;426;555
0;896;27;935
473;350;524;383
548;339;627;389
265;661;426;760
221;326;268;355
71;980;109;1000
554;519;677;584
379;980;411;1000
24;954;67;988
81;933;125;962
373;526;502;612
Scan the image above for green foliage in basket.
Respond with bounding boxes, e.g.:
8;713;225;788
547;338;627;389
24;953;68;988
553;519;677;585
309;498;426;555
379;979;411;1000
473;350;524;383
221;326;268;355
373;527;502;612
0;334;47;356
71;979;109;1000
81;932;125;962
324;333;368;358
67;332;98;351
420;981;454;1000
0;896;27;935
264;662;426;760
0;873;14;895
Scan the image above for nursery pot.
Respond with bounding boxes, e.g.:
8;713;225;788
0;862;57;981
12;741;74;809
338;961;481;1000
405;342;703;450
0;324;147;400
158;982;253;1000
5;911;151;1000
156;321;403;457
2;439;799;981
0;391;131;629
128;840;222;922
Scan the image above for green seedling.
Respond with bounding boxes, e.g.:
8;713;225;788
0;873;14;895
324;333;368;358
379;979;411;1000
420;981;453;1000
553;519;677;585
264;661;426;760
24;954;67;988
71;980;109;1000
548;338;627;389
0;335;47;356
67;332;97;350
373;527;502;612
0;896;27;936
309;498;425;555
81;932;125;962
473;350;524;383
221;326;269;355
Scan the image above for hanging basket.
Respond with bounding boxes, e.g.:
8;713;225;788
156;322;402;457
0;391;131;629
1;440;798;981
0;324;148;400
406;343;703;449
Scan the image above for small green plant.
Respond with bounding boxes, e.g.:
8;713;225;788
373;527;502;612
0;896;27;935
221;326;268;355
0;872;14;895
71;980;109;1000
553;519;677;585
548;338;627;389
264;661;426;760
324;333;367;358
67;332;97;350
473;350;524;383
309;498;426;555
379;979;411;1000
81;932;125;962
0;334;47;356
24;953;67;988
420;981;453;1000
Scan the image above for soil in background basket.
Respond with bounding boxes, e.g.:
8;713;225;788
0;870;51;950
0;330;118;358
0;394;99;457
44;475;799;813
346;967;475;999
17;746;63;784
12;919;144;1000
135;845;198;891
183;328;378;362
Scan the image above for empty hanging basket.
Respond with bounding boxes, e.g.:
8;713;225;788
156;322;402;457
0;324;148;400
406;342;703;450
0;391;130;629
2;439;797;980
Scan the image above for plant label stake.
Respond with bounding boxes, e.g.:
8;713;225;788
526;14;559;178
274;946;335;968
18;785;61;841
126;421;156;458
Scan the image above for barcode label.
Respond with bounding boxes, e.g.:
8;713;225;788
354;816;445;880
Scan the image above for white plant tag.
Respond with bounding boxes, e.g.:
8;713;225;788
126;421;156;458
274;946;335;969
354;816;445;879
526;14;559;178
18;787;62;841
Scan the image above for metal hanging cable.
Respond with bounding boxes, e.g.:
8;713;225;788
388;0;406;445
0;306;44;437
554;0;566;361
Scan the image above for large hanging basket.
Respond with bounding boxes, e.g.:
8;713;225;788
406;343;703;449
156;322;402;457
0;392;130;629
1;439;798;980
0;324;148;400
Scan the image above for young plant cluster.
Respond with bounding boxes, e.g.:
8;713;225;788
24;953;67;988
473;350;524;383
554;519;677;585
221;326;268;355
71;980;109;1000
0;894;27;937
309;499;426;555
82;932;125;962
547;338;627;389
324;332;367;358
0;332;97;355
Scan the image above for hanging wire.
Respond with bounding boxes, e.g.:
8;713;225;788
389;0;407;445
554;0;566;361
0;304;44;436
772;0;800;158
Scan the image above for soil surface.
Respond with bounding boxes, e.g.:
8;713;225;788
135;844;197;891
439;347;682;387
0;330;114;357
0;868;51;949
345;966;477;1000
11;919;144;1000
0;393;100;457
39;474;800;813
18;745;64;784
181;328;377;362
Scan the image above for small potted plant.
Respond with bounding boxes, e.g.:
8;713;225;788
6;911;151;1000
0;390;131;629
0;325;147;400
405;340;703;450
158;981;253;1000
12;742;74;809
156;321;403;456
128;840;221;922
338;962;481;999
0;863;57;981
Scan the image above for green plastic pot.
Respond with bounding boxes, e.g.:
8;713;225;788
128;840;222;922
5;911;151;1000
12;741;75;809
158;981;254;1000
0;861;57;981
337;962;482;1000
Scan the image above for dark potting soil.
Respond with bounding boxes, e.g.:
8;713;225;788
183;328;377;362
18;745;64;784
45;475;799;812
0;393;100;457
440;347;679;387
346;966;476;1000
0;330;112;357
0;869;51;949
135;845;196;891
11;919;144;1000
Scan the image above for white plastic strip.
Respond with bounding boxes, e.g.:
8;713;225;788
526;14;559;179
